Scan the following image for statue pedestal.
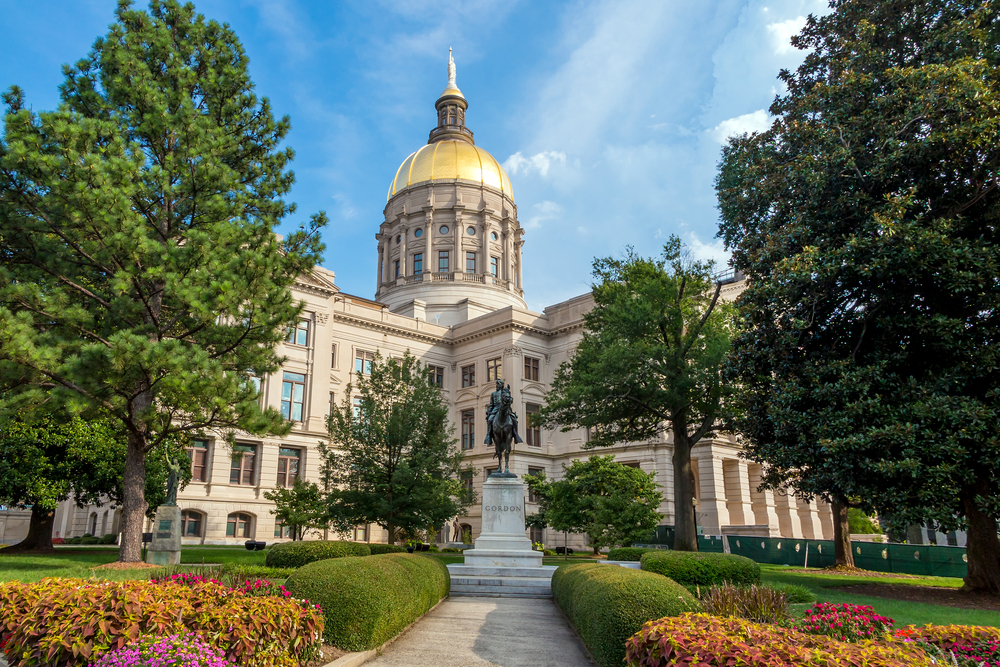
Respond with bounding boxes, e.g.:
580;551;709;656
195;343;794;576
462;475;542;568
146;505;181;565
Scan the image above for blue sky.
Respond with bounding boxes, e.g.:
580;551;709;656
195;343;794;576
0;0;828;311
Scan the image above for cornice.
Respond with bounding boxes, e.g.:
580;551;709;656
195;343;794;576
330;311;448;346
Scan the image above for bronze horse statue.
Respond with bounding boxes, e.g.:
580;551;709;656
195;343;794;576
490;386;516;474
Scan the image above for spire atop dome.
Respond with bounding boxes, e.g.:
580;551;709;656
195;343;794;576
430;50;473;144
439;48;464;100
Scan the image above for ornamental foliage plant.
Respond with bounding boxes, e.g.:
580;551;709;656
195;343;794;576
321;352;472;544
537;238;731;552
796;602;895;643
698;583;789;624
0;0;326;562
716;0;1000;590
91;633;231;667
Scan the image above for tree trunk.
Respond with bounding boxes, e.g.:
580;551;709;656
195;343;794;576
832;500;855;568
962;478;1000;594
387;520;395;545
672;424;698;552
117;432;149;562
5;504;56;553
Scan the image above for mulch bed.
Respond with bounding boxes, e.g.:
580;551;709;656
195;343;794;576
301;645;347;667
91;561;162;571
784;566;923;579
832;583;1000;611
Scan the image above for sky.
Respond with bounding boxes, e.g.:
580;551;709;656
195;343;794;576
0;0;829;311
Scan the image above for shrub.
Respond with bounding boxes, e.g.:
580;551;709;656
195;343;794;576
640;551;760;587
699;583;788;623
625;613;934;666
441;547;461;553
544;549;556;556
552;562;699;667
92;633;231;667
80;536;100;544
220;563;298;582
0;578;323;667
265;540;371;568
797;602;894;642
284;553;448;651
50;537;65;545
98;533;118;544
607;547;655;561
66;537;82;545
366;543;408;555
767;582;816;604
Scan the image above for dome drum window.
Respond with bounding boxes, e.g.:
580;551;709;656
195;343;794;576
414;228;423;238
440;225;449;235
466;226;476;236
490;231;498;241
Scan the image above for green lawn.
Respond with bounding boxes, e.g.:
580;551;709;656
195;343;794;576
760;564;1000;628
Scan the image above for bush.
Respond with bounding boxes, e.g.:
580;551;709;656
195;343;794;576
640;551;760;587
625;613;934;666
551;562;699;667
768;582;816;604
265;540;371;568
98;533;117;544
50;537;65;545
66;537;82;545
220;563;298;582
441;547;461;553
367;543;408;555
79;536;100;544
0;578;323;667
607;547;655;561
284;553;448;651
92;633;230;667
797;602;894;642
699;583;788;623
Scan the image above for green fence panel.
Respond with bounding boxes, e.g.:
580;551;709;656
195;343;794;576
698;535;726;553
925;545;969;578
804;540;837;569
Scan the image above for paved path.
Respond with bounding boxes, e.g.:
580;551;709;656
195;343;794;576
365;597;594;667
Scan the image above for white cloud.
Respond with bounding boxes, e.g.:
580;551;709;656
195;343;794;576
525;200;562;230
503;151;567;177
766;16;807;55
687;232;732;268
710;109;770;143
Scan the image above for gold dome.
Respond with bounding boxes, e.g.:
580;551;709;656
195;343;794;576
387;139;514;202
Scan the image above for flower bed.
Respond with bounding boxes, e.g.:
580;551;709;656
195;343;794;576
91;633;231;667
796;602;894;642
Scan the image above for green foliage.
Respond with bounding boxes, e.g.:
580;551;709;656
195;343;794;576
551;562;699;667
715;0;1000;590
0;0;325;561
537;238;732;551
367;543;408;555
264;540;370;568
767;582;816;604
284;553;448;651
699;583;789;623
321;352;473;544
263;479;329;541
849;509;882;535
0;578;323;667
526;456;663;554
607;547;656;561
641;551;760;588
218;563;298;583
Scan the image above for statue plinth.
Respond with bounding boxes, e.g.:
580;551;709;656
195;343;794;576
145;504;182;565
462;475;542;568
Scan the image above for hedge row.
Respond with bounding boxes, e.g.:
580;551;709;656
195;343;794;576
0;579;323;667
606;547;655;561
640;550;760;588
265;540;371;568
367;543;408;555
285;553;449;651
551;563;699;667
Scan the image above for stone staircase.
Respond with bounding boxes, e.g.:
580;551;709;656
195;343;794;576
447;564;558;599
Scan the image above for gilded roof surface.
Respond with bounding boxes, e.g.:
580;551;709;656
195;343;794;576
386;140;514;202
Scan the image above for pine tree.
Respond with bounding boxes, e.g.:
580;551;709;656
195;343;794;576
0;0;325;561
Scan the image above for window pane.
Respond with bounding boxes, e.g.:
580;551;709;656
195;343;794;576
284;372;305;383
280;401;290;419
297;328;307;346
292;403;302;421
281;382;291;400
226;520;235;537
293;384;304;402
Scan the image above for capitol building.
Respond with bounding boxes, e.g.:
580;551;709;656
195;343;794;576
10;57;835;549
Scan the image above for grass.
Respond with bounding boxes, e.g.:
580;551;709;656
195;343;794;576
760;564;1000;628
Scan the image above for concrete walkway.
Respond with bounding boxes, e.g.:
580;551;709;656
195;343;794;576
365;597;594;667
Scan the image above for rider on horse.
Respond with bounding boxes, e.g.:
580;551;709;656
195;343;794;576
484;378;523;446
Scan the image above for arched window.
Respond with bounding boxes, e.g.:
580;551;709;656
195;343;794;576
89;512;98;535
226;512;254;539
181;510;204;537
460;523;473;544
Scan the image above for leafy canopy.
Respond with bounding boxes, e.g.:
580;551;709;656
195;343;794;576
264;479;329;541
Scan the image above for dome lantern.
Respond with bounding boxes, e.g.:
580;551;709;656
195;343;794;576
429;48;474;145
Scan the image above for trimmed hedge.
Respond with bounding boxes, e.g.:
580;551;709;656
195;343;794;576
551;562;699;667
640;550;760;587
606;547;655;561
367;543;408;555
284;553;449;651
265;540;371;568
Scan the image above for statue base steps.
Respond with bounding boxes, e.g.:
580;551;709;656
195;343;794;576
448;564;557;599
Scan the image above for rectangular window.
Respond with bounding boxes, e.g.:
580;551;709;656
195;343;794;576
354;525;368;542
352;397;363;420
461;409;475;450
286;319;309;346
277;447;301;488
438;251;450;273
524;356;539;382
413;253;423;274
428;365;444;387
466;251;476;273
486;357;502;383
490;256;499;277
186;439;209;483
355;350;374;375
621;461;641;469
329;391;335;415
331;343;337;368
274;518;295;539
461;364;476;388
527;467;544;502
281;372;306;422
394;259;401;279
526;403;541;447
230;444;257;485
462;471;474;501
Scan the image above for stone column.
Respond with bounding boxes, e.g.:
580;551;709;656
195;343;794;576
724;459;754;526
797;498;825;539
501;220;510;284
425;214;434;278
816;499;835;540
399;226;408;280
380;235;390;286
773;490;804;538
748;463;781;535
516;238;524;289
454;214;463;275
376;240;384;295
480;219;490;283
695;452;730;535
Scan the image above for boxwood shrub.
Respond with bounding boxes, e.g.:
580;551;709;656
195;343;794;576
606;547;655;561
284;553;449;651
367;543;408;555
551;562;699;667
265;540;371;568
640;550;760;587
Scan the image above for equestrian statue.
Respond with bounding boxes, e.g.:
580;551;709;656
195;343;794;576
484;378;523;475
